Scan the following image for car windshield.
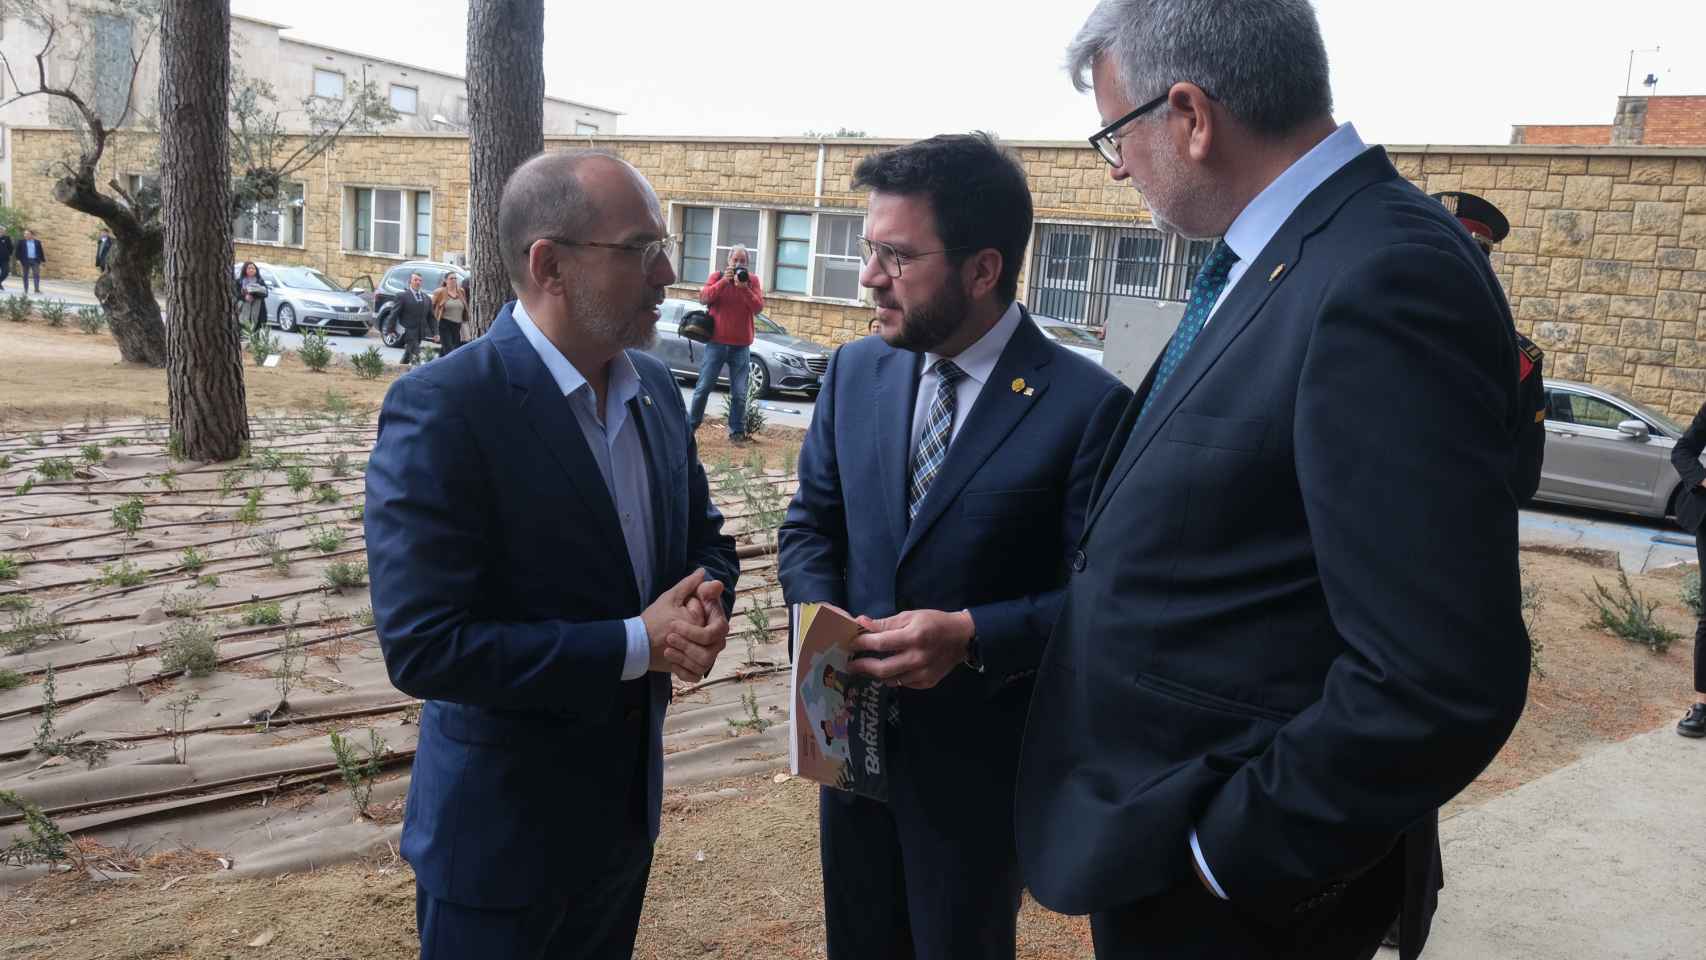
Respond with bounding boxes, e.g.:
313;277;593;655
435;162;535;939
755;314;785;336
274;267;341;292
1043;323;1101;347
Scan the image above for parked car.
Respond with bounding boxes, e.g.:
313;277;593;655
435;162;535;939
1032;313;1105;362
366;260;471;346
230;262;372;336
1535;378;1701;525
647;298;830;398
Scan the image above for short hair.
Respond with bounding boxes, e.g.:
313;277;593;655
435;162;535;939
851;132;1032;303
1065;0;1332;138
497;149;610;289
729;243;749;259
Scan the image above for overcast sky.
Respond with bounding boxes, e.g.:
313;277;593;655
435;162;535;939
229;0;1706;145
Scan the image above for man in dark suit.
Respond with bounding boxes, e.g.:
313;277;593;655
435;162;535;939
390;272;434;365
1669;407;1706;739
779;133;1130;960
95;229;114;272
366;150;739;960
1015;4;1531;959
0;231;14;291
17;229;44;293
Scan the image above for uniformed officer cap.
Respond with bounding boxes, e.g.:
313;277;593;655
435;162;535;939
1430;191;1510;248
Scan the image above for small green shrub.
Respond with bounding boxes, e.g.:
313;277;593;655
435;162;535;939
0;668;23;691
314;483;341;504
160;619;220;676
235;487;265;525
308;526;344;553
180;546;208;572
351;346;386;380
4;293;31;323
329;729;388;818
1682;570;1701;619
242;601;284;626
98;559;148;588
298;331;333;372
40;299;67;328
2;606;77;654
79;443;104;464
248;325;282;367
1587;570;1680;654
35;457;73;481
0;554;18;581
75;305;106;334
323;560;367;591
285;465;313;494
110;496;145;538
327;453;352;478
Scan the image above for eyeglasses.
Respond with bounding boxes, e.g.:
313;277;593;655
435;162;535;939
859;236;971;279
1088;85;1217;168
542;235;679;274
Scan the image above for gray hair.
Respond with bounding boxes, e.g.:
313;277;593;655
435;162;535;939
497;149;612;289
1066;0;1332;138
728;243;749;259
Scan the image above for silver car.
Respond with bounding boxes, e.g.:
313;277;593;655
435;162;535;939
232;261;373;336
1536;378;1700;523
1033;314;1106;363
647;297;831;398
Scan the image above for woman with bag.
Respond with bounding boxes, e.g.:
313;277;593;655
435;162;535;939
431;274;467;355
234;262;268;335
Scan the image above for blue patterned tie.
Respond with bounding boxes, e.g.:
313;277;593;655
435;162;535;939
908;359;967;520
1139;240;1240;420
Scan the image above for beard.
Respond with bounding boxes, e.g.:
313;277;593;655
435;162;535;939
569;281;658;352
880;275;969;354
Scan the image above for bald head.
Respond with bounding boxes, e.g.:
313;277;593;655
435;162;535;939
498;150;651;290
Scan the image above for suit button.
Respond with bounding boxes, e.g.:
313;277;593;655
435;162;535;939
1071;549;1087;573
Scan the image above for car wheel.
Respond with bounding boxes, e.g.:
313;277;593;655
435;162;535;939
747;357;770;399
276;304;297;333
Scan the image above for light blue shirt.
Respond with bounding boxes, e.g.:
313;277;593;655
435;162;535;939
1205;122;1369;325
1190;122;1367;902
512;300;656;682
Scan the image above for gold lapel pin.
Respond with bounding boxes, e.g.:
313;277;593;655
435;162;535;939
1011;377;1026;394
1269;264;1286;282
641;395;653;407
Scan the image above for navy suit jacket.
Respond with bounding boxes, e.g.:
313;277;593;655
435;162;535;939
1015;148;1531;959
366;303;738;909
779;311;1128;805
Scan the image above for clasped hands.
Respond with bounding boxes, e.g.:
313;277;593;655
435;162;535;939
643;569;731;683
837;607;976;690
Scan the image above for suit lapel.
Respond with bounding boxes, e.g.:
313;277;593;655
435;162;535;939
628;357;677;588
873;346;921;555
901;314;1053;560
1084;146;1401;535
491;308;638;593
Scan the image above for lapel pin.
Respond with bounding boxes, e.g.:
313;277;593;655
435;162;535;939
1024;387;1035;397
1269;264;1286;282
641;395;653;407
1011;377;1026;394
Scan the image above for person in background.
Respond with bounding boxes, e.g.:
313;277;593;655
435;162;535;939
391;272;435;366
1669;404;1706;740
0;230;15;291
96;229;114;273
234;261;268;334
433;273;468;356
690;244;764;443
18;229;46;294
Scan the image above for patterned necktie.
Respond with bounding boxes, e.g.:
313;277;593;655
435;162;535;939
908;359;967;520
1138;240;1240;420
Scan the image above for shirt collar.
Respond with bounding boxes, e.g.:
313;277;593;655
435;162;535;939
924;299;1023;385
511;298;642;408
1223;123;1367;266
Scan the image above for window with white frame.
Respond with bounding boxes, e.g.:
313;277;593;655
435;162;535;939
715;209;760;272
389;84;418;114
233;182;306;247
345;186;429;257
313;68;345;100
681;207;714;282
575;121;599;134
773;213;811;294
814;214;863;300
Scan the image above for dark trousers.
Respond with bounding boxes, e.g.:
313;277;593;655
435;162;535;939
415;849;652;960
818;732;1024;960
438;319;462;356
401;322;423;365
1088;846;1402;960
21;262;41;292
0;261;11;289
1694;536;1706;694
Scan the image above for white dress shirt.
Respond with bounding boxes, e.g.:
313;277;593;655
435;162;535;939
1188;121;1368;902
512;300;657;682
908;300;1025;458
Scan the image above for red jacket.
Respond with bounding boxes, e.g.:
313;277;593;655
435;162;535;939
699;270;764;347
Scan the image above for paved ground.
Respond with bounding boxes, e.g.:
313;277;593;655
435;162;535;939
1422;727;1706;959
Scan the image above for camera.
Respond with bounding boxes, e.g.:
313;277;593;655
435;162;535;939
735;266;750;284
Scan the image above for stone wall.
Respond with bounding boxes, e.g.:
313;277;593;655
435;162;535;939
13;126;1706;418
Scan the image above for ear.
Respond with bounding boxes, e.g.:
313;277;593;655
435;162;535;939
963;248;1004;301
527;239;568;297
1166;82;1217;163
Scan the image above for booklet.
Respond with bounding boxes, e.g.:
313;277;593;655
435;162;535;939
789;602;891;801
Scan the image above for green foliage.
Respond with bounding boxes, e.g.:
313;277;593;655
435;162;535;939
726;688;771;734
161;590;204;619
1521;566;1546;679
35;457;73;481
196;573;222;589
327;452;352;478
0;595;32;612
354;606;375;627
235;487;265;525
75;304;106;334
14;476;34;496
160;619;220;676
308;526;344;554
255;448;286;471
110;495;145;538
2;605;76;655
241;600;284;626
98;559;148;587
298;330;333;372
250;531;291;576
40;299;67;328
314;483;342;504
323;560;367;592
0;668;23;691
1682;570;1701;619
179;546;207;572
4;293;32;323
164;693;199;764
32;664;108;767
218;466;247;498
166;431;186;461
323;391;352;420
329;728;388;818
248;324;282;367
79;443;104;464
106;437;129;447
0;790;74;867
0;554;18;581
351;346;387;379
1587;570;1680;654
285;464;313;494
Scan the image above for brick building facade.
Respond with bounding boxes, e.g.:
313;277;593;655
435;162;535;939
11;127;1706;419
1512;95;1706;147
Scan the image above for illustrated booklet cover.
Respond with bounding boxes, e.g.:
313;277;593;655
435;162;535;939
789;602;891;801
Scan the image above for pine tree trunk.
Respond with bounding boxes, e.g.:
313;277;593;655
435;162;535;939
466;0;544;334
159;0;247;461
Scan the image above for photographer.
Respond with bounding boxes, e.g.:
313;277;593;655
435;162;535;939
690;244;764;442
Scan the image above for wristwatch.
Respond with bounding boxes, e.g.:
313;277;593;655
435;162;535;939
963;630;985;674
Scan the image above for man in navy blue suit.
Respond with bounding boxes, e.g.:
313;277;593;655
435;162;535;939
778;132;1130;960
1015;3;1531;959
366;151;739;960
